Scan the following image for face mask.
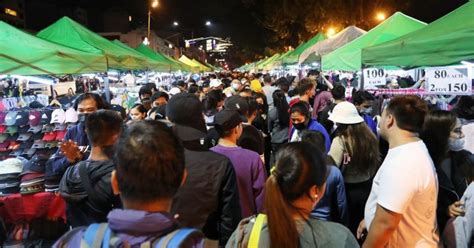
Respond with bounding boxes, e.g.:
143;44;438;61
102;144;116;159
293;122;307;131
448;137;465;151
361;107;372;115
232;83;240;90
78;113;89;123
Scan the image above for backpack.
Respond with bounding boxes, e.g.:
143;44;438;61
80;223;202;248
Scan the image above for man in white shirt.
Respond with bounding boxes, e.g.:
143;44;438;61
358;95;439;247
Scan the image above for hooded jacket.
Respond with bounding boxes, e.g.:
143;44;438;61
59;159;121;227
53;209;204;248
170;125;242;246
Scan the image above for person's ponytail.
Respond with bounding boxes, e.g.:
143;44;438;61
264;175;299;248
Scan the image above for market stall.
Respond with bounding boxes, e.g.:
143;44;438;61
321;12;427;71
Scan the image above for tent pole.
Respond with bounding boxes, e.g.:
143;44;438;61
145;70;149;84
361;64;366;90
104;57;111;103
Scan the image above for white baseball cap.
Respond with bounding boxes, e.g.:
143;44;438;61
210;79;223;88
50;109;66;124
328;102;364;124
168;87;181;96
65;108;78;123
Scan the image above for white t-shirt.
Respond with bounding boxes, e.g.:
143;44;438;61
364;140;439;247
462;122;474;153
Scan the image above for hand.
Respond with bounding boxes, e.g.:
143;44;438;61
357;219;367;240
60;140;83;163
447;201;465;218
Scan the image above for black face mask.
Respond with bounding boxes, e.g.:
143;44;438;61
293;122;307;131
78;113;90;123
102;145;116;159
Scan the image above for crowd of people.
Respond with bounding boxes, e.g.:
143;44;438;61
23;70;473;247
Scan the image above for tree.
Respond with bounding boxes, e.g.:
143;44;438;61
242;0;411;50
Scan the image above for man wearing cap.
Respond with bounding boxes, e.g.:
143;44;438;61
166;93;241;246
210;79;224;91
48;93;106;178
210;109;267;219
204;96;265;156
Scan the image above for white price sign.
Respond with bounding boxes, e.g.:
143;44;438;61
426;66;471;95
363;68;386;88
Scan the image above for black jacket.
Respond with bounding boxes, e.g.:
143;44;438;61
436;150;471;232
59;159;121;228
171;125;242;246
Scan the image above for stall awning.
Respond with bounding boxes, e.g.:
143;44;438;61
322;12;427;71
0;21;107;75
362;1;474;68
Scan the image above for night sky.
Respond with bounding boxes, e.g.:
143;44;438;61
23;0;469;60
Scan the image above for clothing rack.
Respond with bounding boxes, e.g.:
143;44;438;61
367;88;474;96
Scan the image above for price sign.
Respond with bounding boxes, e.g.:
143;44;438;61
426;66;471;95
363;68;386;88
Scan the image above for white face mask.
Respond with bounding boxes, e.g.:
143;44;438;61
232;83;240;90
448;137;465;151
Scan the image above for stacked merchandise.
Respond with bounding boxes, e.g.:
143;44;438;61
0;158;24;196
19;155;48;195
0;107;78;161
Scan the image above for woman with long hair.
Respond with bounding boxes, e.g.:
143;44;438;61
226;142;358;248
421;110;472;234
268;90;289;153
328;101;380;237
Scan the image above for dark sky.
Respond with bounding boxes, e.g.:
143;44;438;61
123;0;469;52
23;0;469;54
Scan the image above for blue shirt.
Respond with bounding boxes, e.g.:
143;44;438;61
289;119;331;152
311;166;349;226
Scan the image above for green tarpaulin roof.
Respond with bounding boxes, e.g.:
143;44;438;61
362;1;474;68
135;44;191;72
112;40;171;71
281;32;327;65
322;12;427;71
0;21;106;75
191;59;212;72
299;26;367;64
37;17;150;70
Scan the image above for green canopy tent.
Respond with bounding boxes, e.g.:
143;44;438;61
191;59;212;72
322;12;427;71
280;32;326;66
112;40;171;71
256;54;281;70
135;44;193;72
362;1;474;68
299;26;367;65
37;17;151;71
262;53;285;70
0;21;107;75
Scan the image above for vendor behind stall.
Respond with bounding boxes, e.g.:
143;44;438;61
48;93;106;179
